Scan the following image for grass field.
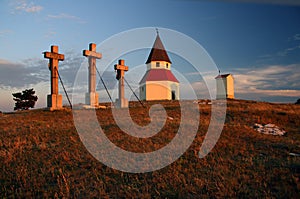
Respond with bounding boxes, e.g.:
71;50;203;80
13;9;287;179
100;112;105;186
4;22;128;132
0;99;299;198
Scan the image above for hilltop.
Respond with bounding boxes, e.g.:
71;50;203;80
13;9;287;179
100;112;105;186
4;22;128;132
0;99;299;198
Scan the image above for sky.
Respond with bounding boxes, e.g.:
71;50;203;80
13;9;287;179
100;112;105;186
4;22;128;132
0;0;300;111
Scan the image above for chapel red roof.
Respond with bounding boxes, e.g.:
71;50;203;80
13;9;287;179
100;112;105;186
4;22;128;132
139;69;179;84
145;34;172;64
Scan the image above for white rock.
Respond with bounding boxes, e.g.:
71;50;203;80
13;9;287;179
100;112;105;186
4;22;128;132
265;123;276;128
252;123;286;136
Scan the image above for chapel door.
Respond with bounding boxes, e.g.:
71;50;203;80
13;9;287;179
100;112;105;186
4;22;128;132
171;90;176;100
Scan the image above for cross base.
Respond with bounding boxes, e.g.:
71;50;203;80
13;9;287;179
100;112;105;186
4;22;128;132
85;92;99;107
115;98;128;108
47;94;63;111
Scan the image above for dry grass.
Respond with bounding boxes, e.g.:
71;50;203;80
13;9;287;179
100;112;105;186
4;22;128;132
0;99;299;198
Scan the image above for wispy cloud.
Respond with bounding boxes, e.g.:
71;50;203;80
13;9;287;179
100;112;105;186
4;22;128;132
0;58;47;88
277;45;300;57
258;33;300;62
47;13;86;24
25;5;43;13
233;64;300;101
44;31;57;38
12;0;43;13
0;53;90;111
0;29;13;37
183;64;300;102
293;33;300;41
278;34;300;57
0;51;87;89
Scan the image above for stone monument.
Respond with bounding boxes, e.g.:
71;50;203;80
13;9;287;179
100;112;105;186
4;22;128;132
114;59;128;108
83;43;102;107
43;45;64;111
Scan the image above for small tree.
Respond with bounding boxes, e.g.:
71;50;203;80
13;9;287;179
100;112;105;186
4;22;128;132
296;98;300;105
12;88;38;111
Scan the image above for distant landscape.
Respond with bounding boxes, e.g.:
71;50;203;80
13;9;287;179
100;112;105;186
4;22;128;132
0;99;299;198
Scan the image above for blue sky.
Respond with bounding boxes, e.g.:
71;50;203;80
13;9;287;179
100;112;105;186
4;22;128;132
0;0;300;111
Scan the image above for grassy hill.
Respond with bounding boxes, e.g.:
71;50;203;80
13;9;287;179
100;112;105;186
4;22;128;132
0;100;299;198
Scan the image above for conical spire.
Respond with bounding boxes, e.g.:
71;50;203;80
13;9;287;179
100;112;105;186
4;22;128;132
146;33;172;64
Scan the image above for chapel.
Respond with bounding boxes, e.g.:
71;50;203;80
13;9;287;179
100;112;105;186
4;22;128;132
139;33;180;101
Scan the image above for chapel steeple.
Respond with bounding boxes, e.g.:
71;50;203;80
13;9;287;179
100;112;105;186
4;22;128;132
145;32;172;64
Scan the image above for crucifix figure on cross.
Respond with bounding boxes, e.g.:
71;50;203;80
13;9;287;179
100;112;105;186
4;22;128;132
43;45;64;110
83;43;102;107
114;59;129;108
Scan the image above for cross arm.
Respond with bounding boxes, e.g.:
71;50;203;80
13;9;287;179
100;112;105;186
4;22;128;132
43;52;65;61
83;50;102;59
114;65;128;71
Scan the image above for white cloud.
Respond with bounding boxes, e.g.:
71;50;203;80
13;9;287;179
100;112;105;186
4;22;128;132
0;53;87;111
0;29;13;37
233;64;300;102
24;5;43;13
182;64;300;102
238;89;300;97
0;58;47;88
13;0;43;13
47;13;86;24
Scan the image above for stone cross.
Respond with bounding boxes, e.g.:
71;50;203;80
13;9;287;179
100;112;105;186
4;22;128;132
43;45;64;110
83;43;102;107
114;59;128;108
